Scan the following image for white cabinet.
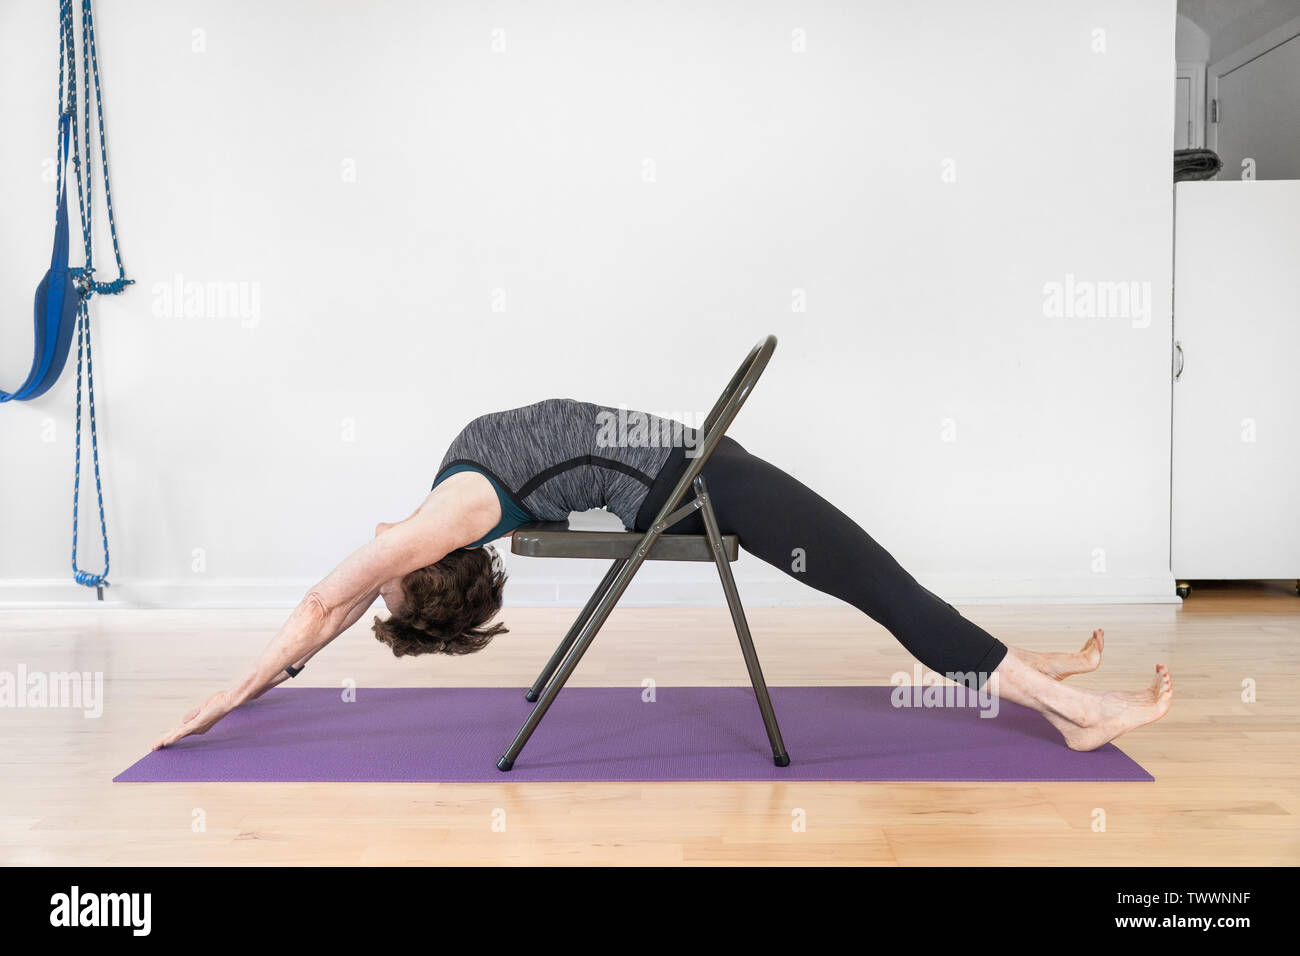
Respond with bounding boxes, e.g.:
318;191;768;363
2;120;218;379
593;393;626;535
1171;181;1300;586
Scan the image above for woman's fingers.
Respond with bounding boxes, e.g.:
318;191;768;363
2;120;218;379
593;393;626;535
152;718;207;751
152;726;182;751
155;691;233;750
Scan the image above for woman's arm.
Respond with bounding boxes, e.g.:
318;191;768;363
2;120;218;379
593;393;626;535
247;641;328;700
151;474;501;750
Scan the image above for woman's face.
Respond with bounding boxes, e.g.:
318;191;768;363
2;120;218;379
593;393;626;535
375;522;406;615
378;577;405;616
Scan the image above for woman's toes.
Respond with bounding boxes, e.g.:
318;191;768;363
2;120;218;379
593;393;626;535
1071;630;1103;674
1149;665;1173;705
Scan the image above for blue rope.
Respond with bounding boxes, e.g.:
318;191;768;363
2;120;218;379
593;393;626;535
58;0;130;597
72;297;109;592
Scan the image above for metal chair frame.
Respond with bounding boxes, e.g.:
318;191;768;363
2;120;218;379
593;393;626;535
497;334;789;771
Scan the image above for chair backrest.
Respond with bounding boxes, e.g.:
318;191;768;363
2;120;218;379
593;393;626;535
645;334;777;528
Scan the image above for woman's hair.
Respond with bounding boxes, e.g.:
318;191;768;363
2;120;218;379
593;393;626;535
372;545;508;657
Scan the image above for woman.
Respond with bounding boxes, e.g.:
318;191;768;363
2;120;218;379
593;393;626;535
154;398;1172;753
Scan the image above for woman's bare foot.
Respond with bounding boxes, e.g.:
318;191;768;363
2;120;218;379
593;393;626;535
1020;628;1105;681
1040;665;1174;751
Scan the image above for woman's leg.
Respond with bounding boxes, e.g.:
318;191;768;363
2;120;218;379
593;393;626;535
647;437;1172;750
663;437;1008;684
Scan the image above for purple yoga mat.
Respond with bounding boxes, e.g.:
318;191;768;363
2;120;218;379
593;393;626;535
115;686;1152;783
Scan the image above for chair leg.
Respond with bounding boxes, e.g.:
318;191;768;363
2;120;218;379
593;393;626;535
497;553;646;771
694;475;790;767
525;559;626;702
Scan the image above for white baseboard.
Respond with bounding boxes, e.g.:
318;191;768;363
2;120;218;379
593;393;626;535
0;570;1181;609
508;571;1181;606
0;578;320;609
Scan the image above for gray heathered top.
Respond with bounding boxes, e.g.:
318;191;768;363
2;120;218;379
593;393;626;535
436;399;683;528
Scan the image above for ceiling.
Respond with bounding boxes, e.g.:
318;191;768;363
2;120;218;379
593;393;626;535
1178;0;1290;34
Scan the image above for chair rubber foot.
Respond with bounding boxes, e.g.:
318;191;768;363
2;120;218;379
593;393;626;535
496;756;514;772
773;753;791;768
524;690;538;702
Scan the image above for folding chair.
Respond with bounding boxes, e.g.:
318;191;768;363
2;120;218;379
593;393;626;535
497;334;790;771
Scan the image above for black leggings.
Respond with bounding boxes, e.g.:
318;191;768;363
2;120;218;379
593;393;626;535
634;437;1008;683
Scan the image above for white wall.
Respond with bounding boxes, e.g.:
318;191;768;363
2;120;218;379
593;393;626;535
0;0;1178;608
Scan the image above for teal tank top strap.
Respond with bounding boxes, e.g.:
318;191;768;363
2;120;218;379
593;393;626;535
432;463;534;548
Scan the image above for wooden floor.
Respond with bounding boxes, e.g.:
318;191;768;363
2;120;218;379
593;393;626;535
2;583;1298;866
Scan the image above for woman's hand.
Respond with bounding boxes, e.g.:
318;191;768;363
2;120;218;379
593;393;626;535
152;689;236;750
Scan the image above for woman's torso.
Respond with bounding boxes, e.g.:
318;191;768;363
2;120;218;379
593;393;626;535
436;398;686;529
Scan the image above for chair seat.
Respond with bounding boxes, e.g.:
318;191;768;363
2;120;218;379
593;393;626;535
510;521;739;562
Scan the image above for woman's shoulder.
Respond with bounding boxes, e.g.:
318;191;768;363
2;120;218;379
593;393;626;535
476;396;588;416
470;397;593;426
443;399;594;454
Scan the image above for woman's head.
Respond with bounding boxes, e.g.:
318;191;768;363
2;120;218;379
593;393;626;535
372;545;508;657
